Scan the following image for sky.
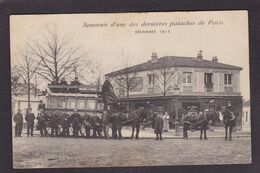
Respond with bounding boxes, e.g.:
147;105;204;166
10;10;250;100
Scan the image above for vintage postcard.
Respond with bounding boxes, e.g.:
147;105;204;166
10;10;251;168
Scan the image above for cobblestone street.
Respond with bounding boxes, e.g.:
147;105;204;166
13;128;251;168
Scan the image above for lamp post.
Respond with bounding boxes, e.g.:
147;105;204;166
173;86;180;136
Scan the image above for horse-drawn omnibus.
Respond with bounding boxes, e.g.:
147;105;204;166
46;84;103;116
40;84;104;137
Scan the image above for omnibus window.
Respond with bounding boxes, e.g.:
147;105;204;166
97;102;102;110
68;98;77;109
48;97;57;108
77;99;86;110
57;98;67;109
87;99;96;110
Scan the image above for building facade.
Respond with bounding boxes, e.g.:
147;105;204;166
106;53;243;129
242;100;251;132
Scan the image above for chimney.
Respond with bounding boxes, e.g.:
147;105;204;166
212;56;218;62
151;52;158;61
197;50;203;59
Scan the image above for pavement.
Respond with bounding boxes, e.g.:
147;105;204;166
18;126;251;139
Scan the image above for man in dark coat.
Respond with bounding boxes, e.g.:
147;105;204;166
102;76;116;110
70;109;82;137
37;109;49;137
25;108;35;137
50;113;59;137
221;106;236;127
70;77;81;93
38;100;46;112
82;114;91;138
13;109;23;137
59;78;68;92
61;113;71;137
102;110;110;139
154;113;164;140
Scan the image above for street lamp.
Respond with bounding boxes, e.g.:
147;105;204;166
173;86;180;136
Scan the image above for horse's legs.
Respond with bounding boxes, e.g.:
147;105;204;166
135;125;140;139
229;126;233;140
183;123;188;139
204;129;207;140
225;126;228;140
131;126;135;139
118;127;122;139
200;129;203;140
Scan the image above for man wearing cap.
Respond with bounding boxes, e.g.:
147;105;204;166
13;109;23;137
37;108;49;137
221;106;235;124
61;112;71;137
70;109;82;137
25;108;35;137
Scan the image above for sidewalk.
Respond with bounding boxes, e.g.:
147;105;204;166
121;127;251;139
17;126;251;139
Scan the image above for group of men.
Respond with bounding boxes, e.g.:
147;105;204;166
13;100;45;137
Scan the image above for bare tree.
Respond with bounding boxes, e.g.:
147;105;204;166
151;57;179;111
11;65;22;96
27;24;86;84
112;52;139;114
16;51;40;109
72;58;103;86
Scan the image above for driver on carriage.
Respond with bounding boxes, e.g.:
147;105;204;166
102;76;117;110
38;100;46;112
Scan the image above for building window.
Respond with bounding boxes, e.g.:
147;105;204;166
224;74;232;84
148;74;155;85
183;72;192;83
204;73;213;84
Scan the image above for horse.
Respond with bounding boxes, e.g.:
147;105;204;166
183;110;220;140
218;108;236;140
105;103;156;140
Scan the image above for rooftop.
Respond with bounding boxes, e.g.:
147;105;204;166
105;56;243;77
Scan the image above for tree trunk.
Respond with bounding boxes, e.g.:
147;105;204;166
27;78;31;109
163;92;167;113
126;86;130;120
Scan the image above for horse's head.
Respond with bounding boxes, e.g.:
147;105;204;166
205;110;221;125
144;104;158;120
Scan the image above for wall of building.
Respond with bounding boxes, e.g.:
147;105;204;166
110;67;241;98
242;106;251;132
